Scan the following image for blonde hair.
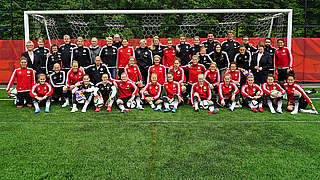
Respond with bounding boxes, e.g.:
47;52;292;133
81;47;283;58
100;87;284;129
150;36;162;51
26;40;34;46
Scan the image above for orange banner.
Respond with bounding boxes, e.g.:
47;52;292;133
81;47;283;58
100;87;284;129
1;38;319;83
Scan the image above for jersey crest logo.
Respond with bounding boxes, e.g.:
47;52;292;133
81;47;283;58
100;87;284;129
83;49;86;53
283;50;285;52
128;50;131;52
27;71;30;74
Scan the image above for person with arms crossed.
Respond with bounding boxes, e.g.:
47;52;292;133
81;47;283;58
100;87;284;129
274;38;293;86
89;37;101;63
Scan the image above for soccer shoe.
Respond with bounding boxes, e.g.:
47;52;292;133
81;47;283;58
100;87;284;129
291;110;298;115
106;106;112;112
153;108;162;112
172;108;177;113
276;108;283;114
17;106;23;108
121;109;130;113
270;109;276;114
150;104;156;109
34;109;41;114
71;107;78;113
163;108;171;113
208;108;219;114
194;107;200;112
252;107;258;112
44;108;50;113
95;107;101;112
136;105;144;110
27;104;33;107
259;107;263;112
229;106;235;112
62;101;69;108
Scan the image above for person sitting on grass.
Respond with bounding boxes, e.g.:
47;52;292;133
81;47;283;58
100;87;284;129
217;73;240;111
163;71;182;113
241;74;264;113
94;73;117;112
71;74;95;113
142;73;163;112
125;56;144;88
30;73;53;113
261;74;286;114
204;62;220;92
191;74;218;113
224;61;241;87
283;72;318;115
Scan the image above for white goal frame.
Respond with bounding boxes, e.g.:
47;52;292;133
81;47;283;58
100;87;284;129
24;9;293;50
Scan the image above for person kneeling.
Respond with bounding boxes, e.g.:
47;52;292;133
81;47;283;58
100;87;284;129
94;73;117;112
163;71;182;113
30;74;53;113
217;73;240;111
71;74;95;113
191;74;218;113
241;74;264;112
142;73;163;112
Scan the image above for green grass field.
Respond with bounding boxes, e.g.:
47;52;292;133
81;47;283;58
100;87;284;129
1;89;320;179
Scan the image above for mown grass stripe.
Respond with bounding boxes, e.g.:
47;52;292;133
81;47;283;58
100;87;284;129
147;123;157;180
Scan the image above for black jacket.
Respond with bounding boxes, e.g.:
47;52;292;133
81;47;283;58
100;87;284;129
221;39;240;63
202;40;220;54
84;64;110;85
71;46;92;67
135;46;153;69
59;43;77;69
209;51;230;71
34;47;50;73
46;52;62;74
250;51;272;75
234;51;252;70
21;51;41;73
99;46;118;67
176;42;192;66
49;71;66;88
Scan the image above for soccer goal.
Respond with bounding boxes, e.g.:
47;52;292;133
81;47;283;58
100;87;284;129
24;9;293;49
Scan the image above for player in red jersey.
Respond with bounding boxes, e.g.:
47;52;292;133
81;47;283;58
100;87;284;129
261;74;286;114
284;73;318;115
62;60;85;107
163;71;181;113
6;56;35;108
125;56;143;88
142;73;163;112
274;39;293;85
218;73;240;111
241;74;264;112
116;38;135;78
191;74;218;113
114;72;143;113
162;38;177;68
147;55;166;85
30;74;53;113
204;62;220;91
224;62;241;86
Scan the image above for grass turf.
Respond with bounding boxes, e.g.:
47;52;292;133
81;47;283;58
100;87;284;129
0;89;320;179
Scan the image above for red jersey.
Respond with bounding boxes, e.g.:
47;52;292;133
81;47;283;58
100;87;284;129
274;47;293;69
115;80;138;98
191;81;211;105
30;82;53;98
148;64;166;85
7;67;35;92
183;63;206;84
125;64;142;83
283;82;312;104
117;46;135;68
164;81;181;98
66;69;85;86
162;47;177;67
224;68;241;83
261;82;285;95
141;82;162;100
241;83;263;98
168;66;186;84
204;69;220;87
218;82;239;100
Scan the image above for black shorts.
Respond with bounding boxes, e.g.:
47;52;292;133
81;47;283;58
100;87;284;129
16;91;32;106
52;87;63;100
278;68;289;82
288;96;308;109
118;96;131;105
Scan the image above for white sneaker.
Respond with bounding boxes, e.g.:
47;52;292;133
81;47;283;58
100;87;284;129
276;108;283;114
229;106;234;111
62;101;69;107
150;104;156;109
270;109;276;114
71;107;78;113
136;105;144;110
81;108;87;113
291;110;298;115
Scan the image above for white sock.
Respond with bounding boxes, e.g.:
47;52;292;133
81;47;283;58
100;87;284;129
156;104;162;109
294;102;299;112
248;102;254;109
72;104;77;109
34;102;40;110
267;100;275;112
109;99;114;107
230;101;236;109
118;103;125;111
258;102;262;108
164;102;169;109
45;99;51;109
277;100;283;110
173;98;179;109
194;101;199;110
299;109;316;114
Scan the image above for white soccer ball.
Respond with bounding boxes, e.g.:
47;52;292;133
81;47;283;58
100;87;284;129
9;88;17;98
252;100;258;108
271;90;281;98
200;100;210;109
127;100;136;109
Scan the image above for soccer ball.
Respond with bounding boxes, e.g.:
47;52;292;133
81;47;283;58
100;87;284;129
200;100;210;109
75;90;86;104
271;90;281;98
127;100;136;109
94;95;104;108
252;100;258;108
8;88;17;98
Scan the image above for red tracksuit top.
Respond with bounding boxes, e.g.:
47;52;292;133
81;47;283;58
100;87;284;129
191;81;211;105
7;67;35;92
183;63;206;84
148;64;166;85
204;69;220;87
283;82;312;104
261;82;285;95
141;82;162;100
117;46;135;68
168;66;186;84
164;81;181;98
224;68;241;83
115;80;138;98
274;47;293;69
218;82;239;100
66;69;85;86
162;47;177;67
125;64;142;83
241;83;263;98
30;82;53;98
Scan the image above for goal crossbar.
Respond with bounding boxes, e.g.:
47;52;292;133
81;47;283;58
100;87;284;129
24;9;293;50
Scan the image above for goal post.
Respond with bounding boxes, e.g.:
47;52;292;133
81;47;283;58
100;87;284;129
24;9;293;50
